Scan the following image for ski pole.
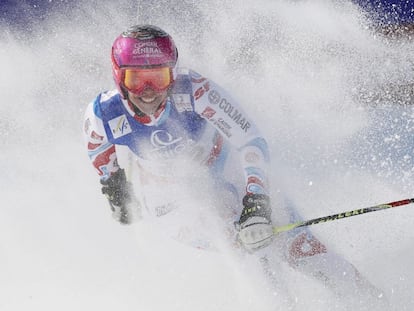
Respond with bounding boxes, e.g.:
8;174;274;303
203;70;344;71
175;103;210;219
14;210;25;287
273;197;414;235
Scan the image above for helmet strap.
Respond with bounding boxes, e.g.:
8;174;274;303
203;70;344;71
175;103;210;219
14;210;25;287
127;97;147;117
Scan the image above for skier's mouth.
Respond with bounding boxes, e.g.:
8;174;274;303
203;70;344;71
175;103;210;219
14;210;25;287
139;96;157;104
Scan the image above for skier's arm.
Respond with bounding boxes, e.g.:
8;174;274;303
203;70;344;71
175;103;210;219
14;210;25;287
83;99;119;180
83;98;134;224
191;71;273;251
191;71;270;195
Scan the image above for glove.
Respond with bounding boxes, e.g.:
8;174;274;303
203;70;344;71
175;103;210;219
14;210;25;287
101;169;134;224
235;193;274;252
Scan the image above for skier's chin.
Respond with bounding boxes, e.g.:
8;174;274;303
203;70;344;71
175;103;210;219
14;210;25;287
134;100;160;115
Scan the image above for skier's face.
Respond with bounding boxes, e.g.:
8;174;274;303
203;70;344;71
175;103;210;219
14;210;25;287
128;87;168;115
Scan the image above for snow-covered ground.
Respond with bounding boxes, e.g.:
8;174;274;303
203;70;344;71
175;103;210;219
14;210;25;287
1;0;414;310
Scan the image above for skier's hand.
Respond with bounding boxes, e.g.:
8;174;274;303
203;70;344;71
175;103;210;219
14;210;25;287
100;168;134;224
235;193;274;252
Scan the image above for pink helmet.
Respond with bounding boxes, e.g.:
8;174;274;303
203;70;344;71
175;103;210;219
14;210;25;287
111;25;178;98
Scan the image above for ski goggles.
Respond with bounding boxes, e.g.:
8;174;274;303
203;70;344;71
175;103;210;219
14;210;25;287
122;66;174;94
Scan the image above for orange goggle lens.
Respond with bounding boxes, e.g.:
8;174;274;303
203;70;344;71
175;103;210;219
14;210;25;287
123;67;173;93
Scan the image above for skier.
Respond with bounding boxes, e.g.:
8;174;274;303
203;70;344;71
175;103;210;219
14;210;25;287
83;24;274;252
83;24;388;308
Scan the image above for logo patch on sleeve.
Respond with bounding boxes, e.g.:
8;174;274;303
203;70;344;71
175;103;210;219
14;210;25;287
173;94;193;112
108;115;132;138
